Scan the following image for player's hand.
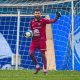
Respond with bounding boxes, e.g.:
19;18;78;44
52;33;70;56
56;12;61;19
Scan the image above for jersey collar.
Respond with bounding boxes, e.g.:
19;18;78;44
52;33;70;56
34;18;42;22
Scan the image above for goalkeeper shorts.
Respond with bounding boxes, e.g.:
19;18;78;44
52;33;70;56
29;40;46;54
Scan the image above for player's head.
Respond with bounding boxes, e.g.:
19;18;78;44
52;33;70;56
34;9;41;19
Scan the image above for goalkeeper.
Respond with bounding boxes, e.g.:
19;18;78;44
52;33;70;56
29;9;61;74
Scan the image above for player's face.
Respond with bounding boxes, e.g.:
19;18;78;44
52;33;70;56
34;11;41;19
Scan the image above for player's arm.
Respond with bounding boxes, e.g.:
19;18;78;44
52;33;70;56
45;12;61;24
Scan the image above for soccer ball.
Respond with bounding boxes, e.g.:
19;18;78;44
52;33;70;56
24;30;33;38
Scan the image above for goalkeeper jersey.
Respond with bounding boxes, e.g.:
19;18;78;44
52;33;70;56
30;17;57;41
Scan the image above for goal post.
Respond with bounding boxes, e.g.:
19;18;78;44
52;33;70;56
17;1;74;70
15;9;21;70
71;1;74;70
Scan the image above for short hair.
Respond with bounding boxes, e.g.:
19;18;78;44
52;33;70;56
34;8;40;13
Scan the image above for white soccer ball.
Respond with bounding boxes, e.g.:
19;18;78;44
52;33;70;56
25;30;33;38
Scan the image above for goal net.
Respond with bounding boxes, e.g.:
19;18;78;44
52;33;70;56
0;0;79;71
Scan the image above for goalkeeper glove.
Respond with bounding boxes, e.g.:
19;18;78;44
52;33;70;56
56;12;61;19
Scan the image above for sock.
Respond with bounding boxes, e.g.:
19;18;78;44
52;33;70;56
42;54;47;70
30;54;37;65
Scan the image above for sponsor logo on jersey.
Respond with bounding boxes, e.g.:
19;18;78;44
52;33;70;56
33;29;40;36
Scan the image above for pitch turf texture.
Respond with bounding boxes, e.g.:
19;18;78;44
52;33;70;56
0;70;80;80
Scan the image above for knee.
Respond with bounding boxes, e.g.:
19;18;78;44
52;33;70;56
41;52;45;58
40;50;45;54
30;52;34;58
29;50;34;56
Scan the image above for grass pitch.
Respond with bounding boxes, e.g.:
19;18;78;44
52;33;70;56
0;70;80;80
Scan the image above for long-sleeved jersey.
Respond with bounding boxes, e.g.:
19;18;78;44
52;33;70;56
30;17;58;41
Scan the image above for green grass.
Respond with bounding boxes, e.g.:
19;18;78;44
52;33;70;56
0;70;80;80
